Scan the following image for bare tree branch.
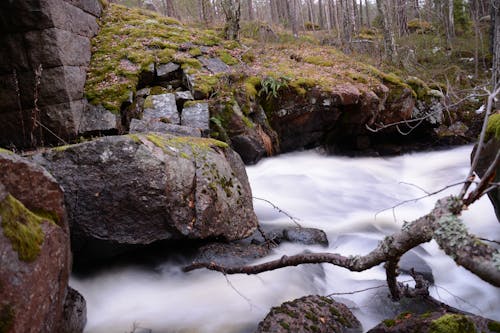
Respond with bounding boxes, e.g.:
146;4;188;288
184;196;500;291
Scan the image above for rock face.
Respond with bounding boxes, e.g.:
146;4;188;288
0;150;73;332
255;295;362;333
367;311;500;333
32;134;258;264
0;0;102;148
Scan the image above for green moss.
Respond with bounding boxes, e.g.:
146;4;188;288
406;76;431;100
150;86;169;95
488;320;500;332
144;96;154;109
347;71;369;84
242;52;255;64
217;50;238;65
194;74;221;97
244;76;261;98
189;47;202;57
429;314;476;333
128;134;141;143
279;321;290;330
53;144;72;152
486;113;500;140
304;56;334;67
0;304;14;333
145;134;228;153
0;194;49;262
0;148;13;155
383;319;397;327
223;40;240;50
175;57;202;70
85;4;221;113
289;77;317;95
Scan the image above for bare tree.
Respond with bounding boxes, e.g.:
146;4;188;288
222;0;241;39
376;0;398;61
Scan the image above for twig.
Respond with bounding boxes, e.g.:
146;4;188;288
459;85;500;199
252;196;302;228
399;181;431;195
375;180;467;219
326;280;412;297
464;149;500;205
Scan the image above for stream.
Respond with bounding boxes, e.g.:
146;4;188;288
71;145;500;332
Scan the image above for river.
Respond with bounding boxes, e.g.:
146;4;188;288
71;145;500;332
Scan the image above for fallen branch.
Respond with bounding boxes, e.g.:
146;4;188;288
184;196;500;293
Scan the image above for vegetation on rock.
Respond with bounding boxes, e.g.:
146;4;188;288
0;194;50;262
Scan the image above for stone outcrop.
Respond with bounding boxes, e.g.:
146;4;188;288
368;311;500;333
0;150;73;332
32;134;258;264
0;0;102;148
255;295;362;333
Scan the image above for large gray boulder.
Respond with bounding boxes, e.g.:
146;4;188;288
0;150;74;332
32;133;258;264
255;295;362;333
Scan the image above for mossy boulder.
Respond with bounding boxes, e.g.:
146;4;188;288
0;151;74;332
256;295;362;333
368;311;500;333
32;133;258;265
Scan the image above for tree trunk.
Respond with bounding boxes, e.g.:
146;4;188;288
352;0;359;33
319;0;325;28
247;0;254;20
287;0;299;36
359;0;363;28
376;0;397;61
446;0;455;45
270;0;279;23
397;0;408;36
365;0;370;27
164;0;178;17
492;0;500;87
222;0;241;40
200;0;214;23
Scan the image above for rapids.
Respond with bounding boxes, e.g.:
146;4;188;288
71;145;500;332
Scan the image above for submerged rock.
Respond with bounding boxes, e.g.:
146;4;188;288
0;150;72;332
255;295;362;333
32;134;258;264
368;311;500;333
59;287;87;333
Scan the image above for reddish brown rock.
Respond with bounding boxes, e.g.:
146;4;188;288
0;150;72;333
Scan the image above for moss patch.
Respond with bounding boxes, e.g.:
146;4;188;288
85;4;224;114
0;194;50;262
429;314;476;333
488;320;500;332
0;148;14;155
0;304;14;333
486;113;500;140
217;50;238;65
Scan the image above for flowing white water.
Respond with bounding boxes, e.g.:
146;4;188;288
72;145;500;333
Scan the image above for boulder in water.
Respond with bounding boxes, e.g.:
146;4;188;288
367;311;500;333
255;295;362;333
32;134;258;264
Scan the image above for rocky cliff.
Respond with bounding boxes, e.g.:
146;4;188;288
0;0;103;148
